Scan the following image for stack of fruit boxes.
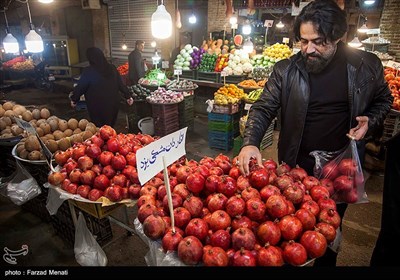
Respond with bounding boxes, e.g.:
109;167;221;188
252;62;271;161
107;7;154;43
208;112;240;151
178;93;195;131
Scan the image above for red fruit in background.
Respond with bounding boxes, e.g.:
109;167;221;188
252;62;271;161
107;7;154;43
231;227;256;250
137;194;156;208
210;229;231;250
320;178;335;196
98;151;114;166
178;236;203;265
138;203;158;224
245;198;266;221
162;230;183;252
263;158;278;170
105;185;122;202
173;183;190;200
289;165;308;182
216;159;232;175
163;193;183;213
48;171;66;186
295;209;316;231
232;248;257;266
185;218;209;241
93;174;110;191
111;154;126;170
173;207;192;229
300;230;327;259
236;175;251;191
186;173;205;194
99;125;117;141
186;159;198;170
105;137;119;153
118;144;132;156
302;176;320;191
72;145;86;161
111;174;128;188
139;134;154;145
259;185;280;202
128;184;141;199
77;185;91;199
257;220;281;246
207;193;228;212
202;246;229;267
273;174;294;191
228;166;241;180
65;182;78;194
226;195;246;217
276;162;291;176
69;168;81;184
176;166;191;183
333;175;353;192
77;155;93;171
318;208;341;229
169;163;181;176
217;175;237;197
300;200;320;217
249;167;269;189
102;165;116;179
322;161;340;180
283;185;304;205
257;245;284;267
310;185;330;202
278;215;303;241
120;187;129;199
285;198;295;215
61;178;71;191
265;195;288;219
64;160;77;175
122;165;135;180
125;152;137;167
315;222;337;243
204;174;219;195
231;215;252;231
88;188;103;201
209;166;224;176
318;196;337;211
282;240;308;266
54;151;70;166
143;214;166;240
91;164;103;175
157;185;167;201
341;187;359;203
183;196;203;218
338;158;357;176
169;177;178;189
199;156;217;169
89;134;104;147
209;210;231;231
195;165;210;178
215;153;230;163
79;169;96;185
85;144;101;159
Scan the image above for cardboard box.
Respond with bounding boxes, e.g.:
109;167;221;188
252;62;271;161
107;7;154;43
70;200;123;219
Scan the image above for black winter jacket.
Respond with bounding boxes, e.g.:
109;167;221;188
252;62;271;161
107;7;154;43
242;41;393;168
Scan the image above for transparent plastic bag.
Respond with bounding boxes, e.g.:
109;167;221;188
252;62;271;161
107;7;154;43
74;212;108;266
310;139;368;204
4;160;41;206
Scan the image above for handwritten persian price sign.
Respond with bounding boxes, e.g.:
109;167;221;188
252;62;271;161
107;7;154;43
136;128;187;185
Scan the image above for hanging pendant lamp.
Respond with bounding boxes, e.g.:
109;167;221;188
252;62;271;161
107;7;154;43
2;10;19;53
151;0;172;39
24;0;44;53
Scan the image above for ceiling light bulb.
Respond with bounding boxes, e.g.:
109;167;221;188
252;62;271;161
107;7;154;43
122;43;127;50
364;0;375;5
276;21;284;28
3;33;19;54
25;30;44;53
151;41;157;48
242;23;252;35
189;14;196;24
230;16;237;25
151;3;172;39
348;36;363;48
39;0;54;3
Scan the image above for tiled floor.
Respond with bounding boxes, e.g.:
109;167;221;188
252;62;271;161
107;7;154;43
0;85;387;269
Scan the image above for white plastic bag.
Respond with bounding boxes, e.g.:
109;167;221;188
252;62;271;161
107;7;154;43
74;212;108;266
5;160;41;206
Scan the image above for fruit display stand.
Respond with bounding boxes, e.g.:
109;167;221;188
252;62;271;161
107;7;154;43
151;103;180;137
178;94;195;131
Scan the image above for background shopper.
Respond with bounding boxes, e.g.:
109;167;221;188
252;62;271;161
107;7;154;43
128;40;146;85
70;47;133;127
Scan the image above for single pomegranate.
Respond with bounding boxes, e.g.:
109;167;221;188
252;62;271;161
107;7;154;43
176;166;191;183
318;196;337;211
322;161;340;180
206;193;228;212
163;193;183;213
173;207;192;229
236;175;251;191
245;198;266;221
282;240;308;266
54;151;70;166
232;248;257;266
225;195;246;217
204;174;219;195
278;214;304;241
333;175;354;192
137;194;156;208
257;221;281;246
217;175;237;198
173;183;190;200
231;227;256;250
177;236;203;265
228;166;241;180
263;158;278;170
289;165;308;182
88;188;103;201
210;229;231;250
273;174;294;191
209;210;231;231
99;125;117;141
257;244;284;266
315;222;337;243
102;165;116;179
48;171;66;186
142;214;166;240
341;187;359;203
318;208;341;229
231;215;252;231
276;162;291;176
202;246;229;267
185;218;209;242
186;173;205;194
300;200;320;217
283;185;305;205
295;209;316;231
241;186;261;202
302;176;320;191
162;230;183;252
76;185;91;199
300;230;327;259
265;195;288;219
79;170;96;186
138;203;157;223
182;196;203;218
338;158;357;176
309;185;330;202
259;185;280;202
249;167;269;189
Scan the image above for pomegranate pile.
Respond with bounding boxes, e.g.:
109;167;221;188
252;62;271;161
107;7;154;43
138;155;341;266
47;125;156;202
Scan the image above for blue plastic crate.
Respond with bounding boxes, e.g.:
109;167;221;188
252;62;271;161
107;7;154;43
208;112;240;122
208;130;234;151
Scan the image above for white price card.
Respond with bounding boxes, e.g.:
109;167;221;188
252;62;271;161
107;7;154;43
386;60;400;70
244;103;252;110
174;69;182;76
136;128;187;185
220;71;228;77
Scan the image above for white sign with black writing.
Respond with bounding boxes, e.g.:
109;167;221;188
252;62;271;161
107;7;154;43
136;128;187;185
386;60;400;70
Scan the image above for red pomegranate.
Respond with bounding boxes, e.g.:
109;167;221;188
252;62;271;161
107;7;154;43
225;195;246;217
231;227;256;251
177;236;203;265
183;196;203;218
162;230;183;252
265;195;289;219
257;220;281;246
282;240;308;266
278;214;304;241
142;214;166;240
295;209;316;231
202;246;229;267
300;230;327;259
209;229;231;250
185;218;209;242
257;244;284;266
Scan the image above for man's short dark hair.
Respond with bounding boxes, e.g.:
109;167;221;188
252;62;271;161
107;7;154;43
293;0;348;43
135;40;145;47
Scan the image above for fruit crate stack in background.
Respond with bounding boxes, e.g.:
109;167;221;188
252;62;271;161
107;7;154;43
208;109;240;151
152;103;180;137
178;93;194;131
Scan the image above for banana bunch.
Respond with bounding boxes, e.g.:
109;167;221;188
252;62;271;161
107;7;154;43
214;93;239;105
246;88;263;103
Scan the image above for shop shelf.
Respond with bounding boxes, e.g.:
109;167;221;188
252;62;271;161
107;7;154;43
197;71;221;83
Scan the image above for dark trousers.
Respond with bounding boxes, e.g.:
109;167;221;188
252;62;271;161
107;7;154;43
313;203;348;266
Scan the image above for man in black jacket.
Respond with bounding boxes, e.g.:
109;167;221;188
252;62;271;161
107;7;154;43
128;40;146;85
237;0;393;266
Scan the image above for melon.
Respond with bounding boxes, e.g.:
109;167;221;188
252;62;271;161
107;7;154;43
234;35;243;46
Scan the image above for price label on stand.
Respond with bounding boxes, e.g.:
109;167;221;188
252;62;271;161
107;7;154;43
221;71;228;84
386;60;400;70
174;69;182;82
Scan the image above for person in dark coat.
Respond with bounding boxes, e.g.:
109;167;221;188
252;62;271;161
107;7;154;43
70;47;133;127
128;40;146;85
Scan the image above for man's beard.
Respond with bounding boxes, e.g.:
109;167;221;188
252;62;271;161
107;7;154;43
302;53;331;73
